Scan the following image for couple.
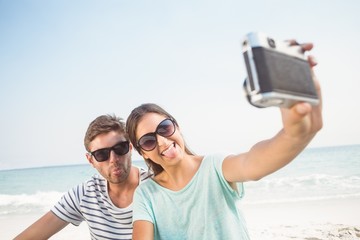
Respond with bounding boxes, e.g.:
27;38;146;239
15;42;323;240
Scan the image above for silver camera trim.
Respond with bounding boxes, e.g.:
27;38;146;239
242;32;319;108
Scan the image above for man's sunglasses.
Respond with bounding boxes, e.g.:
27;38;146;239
137;118;176;151
89;141;130;162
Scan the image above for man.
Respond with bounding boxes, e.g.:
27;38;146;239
15;114;152;240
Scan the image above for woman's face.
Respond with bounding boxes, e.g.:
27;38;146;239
136;112;185;167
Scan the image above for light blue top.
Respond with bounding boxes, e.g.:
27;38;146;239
133;154;250;240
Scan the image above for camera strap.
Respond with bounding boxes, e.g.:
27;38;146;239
243;78;265;108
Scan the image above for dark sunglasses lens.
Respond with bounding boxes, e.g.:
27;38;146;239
138;134;157;151
157;119;175;137
93;149;110;162
113;141;130;155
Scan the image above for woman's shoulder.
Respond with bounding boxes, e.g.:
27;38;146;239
203;153;228;164
136;178;158;196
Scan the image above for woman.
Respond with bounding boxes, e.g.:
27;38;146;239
126;43;322;240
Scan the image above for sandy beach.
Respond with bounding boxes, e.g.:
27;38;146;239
3;197;359;239
2;145;359;239
243;197;360;240
3;213;90;239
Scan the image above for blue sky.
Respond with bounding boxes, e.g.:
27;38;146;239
1;0;359;170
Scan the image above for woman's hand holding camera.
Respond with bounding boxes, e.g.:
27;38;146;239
280;41;323;143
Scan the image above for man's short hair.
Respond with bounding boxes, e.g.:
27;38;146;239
84;114;127;152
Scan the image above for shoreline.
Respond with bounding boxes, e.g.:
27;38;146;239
3;197;360;239
243;196;360;225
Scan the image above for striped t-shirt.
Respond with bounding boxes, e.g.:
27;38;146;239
51;166;152;240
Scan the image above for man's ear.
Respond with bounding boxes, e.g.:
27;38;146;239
86;153;95;168
129;142;143;157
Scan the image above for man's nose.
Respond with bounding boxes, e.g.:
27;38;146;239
109;149;121;162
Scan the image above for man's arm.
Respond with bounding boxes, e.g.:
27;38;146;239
14;211;69;240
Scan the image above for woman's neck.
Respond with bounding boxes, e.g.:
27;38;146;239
155;155;203;191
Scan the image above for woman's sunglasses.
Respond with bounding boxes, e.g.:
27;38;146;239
89;141;130;162
137;118;176;151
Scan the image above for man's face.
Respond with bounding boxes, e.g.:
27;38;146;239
86;131;132;184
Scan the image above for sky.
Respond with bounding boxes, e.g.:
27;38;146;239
0;0;359;170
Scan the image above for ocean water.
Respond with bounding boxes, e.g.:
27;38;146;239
1;145;359;218
243;144;360;205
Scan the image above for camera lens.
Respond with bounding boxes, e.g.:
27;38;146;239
267;37;276;48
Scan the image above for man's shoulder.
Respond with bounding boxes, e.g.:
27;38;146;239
70;174;106;195
84;174;105;184
134;165;153;183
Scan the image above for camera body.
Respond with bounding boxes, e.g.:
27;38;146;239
242;32;319;108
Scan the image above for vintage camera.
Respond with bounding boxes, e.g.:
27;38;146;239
242;32;319;108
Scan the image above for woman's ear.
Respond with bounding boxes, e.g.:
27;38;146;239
141;151;149;160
